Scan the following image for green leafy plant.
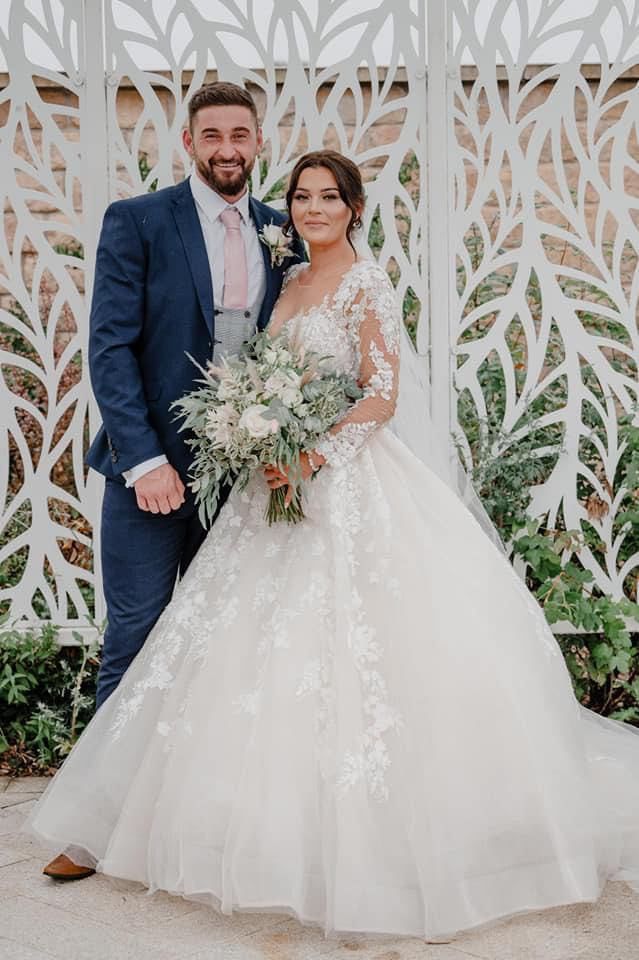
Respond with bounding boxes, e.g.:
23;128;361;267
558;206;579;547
0;621;101;775
52;241;84;258
511;520;639;721
456;393;562;543
453;204;639;722
460;399;639;722
138;151;158;192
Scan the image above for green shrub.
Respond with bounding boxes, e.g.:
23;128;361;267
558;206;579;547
512;521;639;721
0;622;101;776
460;400;639;723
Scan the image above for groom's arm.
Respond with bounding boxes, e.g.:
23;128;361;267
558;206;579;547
89;202;166;474
122;456;168;487
90;203;185;513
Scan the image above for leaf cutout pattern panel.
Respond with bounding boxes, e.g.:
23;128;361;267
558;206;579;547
450;0;639;601
0;0;97;625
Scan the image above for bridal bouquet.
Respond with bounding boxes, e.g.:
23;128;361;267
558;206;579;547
172;330;363;525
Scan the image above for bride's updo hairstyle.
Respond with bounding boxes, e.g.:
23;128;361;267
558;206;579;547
285;150;365;253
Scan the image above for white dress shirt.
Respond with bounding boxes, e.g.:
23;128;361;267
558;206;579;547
123;172;267;488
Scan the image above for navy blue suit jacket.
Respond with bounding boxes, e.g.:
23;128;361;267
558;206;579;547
86;178;304;481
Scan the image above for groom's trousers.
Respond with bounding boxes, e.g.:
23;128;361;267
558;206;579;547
95;478;208;709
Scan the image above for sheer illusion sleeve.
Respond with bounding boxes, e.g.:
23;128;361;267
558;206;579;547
314;264;400;468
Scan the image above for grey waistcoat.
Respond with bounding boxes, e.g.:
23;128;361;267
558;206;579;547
212;268;268;364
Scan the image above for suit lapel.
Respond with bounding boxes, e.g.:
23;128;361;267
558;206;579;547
171;180;214;338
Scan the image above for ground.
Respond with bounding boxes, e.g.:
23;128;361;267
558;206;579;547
1;777;638;960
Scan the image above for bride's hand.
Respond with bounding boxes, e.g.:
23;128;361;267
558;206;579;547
264;453;315;486
264;453;317;506
263;464;294;508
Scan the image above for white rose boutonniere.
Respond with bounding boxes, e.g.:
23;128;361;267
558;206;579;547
259;222;295;268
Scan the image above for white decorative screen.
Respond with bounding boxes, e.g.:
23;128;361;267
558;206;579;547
0;0;98;629
0;0;427;630
450;0;639;601
4;0;636;630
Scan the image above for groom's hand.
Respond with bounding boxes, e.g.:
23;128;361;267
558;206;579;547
134;464;185;514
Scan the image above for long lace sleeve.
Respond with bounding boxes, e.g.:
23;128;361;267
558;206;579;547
314;265;400;468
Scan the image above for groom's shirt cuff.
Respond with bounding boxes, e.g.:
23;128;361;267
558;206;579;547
122;455;169;487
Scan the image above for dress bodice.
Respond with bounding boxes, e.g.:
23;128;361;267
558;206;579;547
274;260;396;379
271;259;402;469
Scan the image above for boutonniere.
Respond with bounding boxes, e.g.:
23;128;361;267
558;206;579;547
259;222;294;268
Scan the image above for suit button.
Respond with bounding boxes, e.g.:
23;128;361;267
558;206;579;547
244;310;251;318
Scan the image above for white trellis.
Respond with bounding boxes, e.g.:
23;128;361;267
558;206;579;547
448;0;639;605
1;0;638;639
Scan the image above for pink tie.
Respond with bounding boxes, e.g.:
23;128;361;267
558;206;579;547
220;206;248;309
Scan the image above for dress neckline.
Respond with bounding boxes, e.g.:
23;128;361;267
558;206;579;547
269;258;368;337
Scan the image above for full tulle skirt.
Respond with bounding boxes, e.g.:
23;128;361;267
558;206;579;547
26;429;639;938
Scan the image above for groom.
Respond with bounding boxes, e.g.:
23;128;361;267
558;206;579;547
43;82;303;879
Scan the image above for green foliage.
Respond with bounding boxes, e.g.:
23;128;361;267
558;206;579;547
0;622;101;775
456;201;639;720
52;241;84;259
252;157;287;204
456;392;562;543
367;205;385;258
0;505;32;621
455;217;639;721
461;395;639;721
511;520;639;721
138;152;158;192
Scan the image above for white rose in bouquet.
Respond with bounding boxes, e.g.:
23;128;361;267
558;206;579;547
264;369;303;408
239;404;279;439
263;371;289;396
280;386;304;408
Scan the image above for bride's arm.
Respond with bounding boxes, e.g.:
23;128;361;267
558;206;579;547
310;265;401;470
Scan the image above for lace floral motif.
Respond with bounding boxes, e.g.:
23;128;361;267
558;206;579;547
367;341;395;400
323;445;403;802
316;421;378;469
336;593;405;802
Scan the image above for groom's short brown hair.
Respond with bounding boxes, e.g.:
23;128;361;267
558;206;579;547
188;82;259;130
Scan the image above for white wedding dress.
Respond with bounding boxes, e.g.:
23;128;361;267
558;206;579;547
27;259;639;939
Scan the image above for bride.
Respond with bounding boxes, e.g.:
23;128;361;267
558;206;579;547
26;149;639;940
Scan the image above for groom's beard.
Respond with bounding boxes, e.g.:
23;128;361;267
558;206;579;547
196;155;252;198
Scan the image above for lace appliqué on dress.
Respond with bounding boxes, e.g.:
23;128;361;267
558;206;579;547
316;421;378;469
312;262;401;470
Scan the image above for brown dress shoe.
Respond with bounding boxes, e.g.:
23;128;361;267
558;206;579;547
42;853;96;881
